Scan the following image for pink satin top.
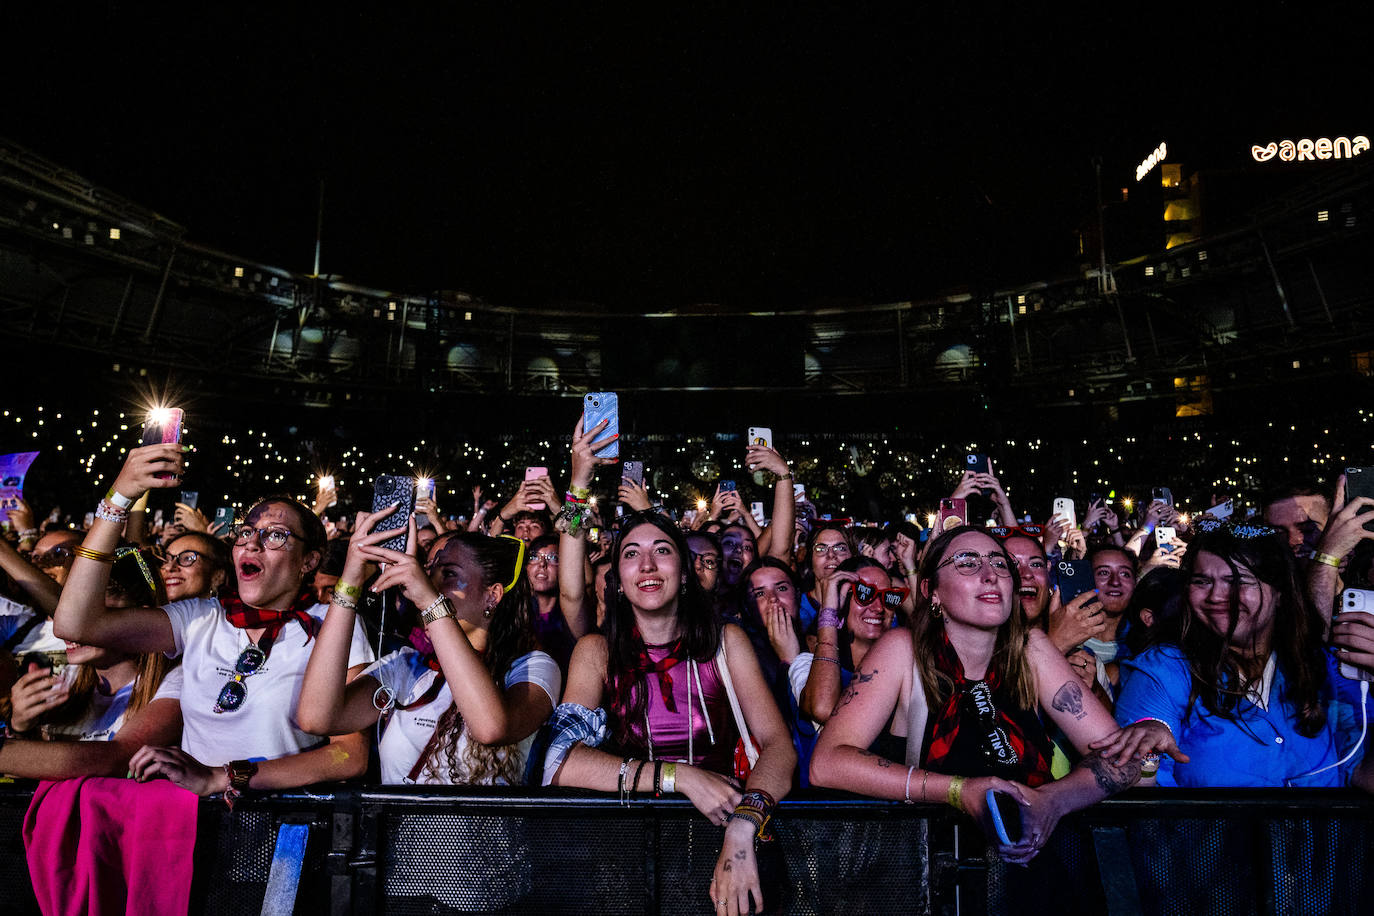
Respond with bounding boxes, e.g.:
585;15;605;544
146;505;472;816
618;647;739;775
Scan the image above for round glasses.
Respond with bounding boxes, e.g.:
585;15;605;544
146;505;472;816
812;543;851;557
232;525;300;550
691;551;720;571
161;549;202;569
937;551;1013;578
530;551;559;566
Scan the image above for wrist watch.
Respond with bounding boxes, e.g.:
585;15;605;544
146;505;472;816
421;594;456;625
223;759;258;811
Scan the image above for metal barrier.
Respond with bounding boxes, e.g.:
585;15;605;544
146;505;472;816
3;784;1373;915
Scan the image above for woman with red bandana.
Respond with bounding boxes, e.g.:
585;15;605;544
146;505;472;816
810;525;1137;865
545;415;795;916
53;443;374;798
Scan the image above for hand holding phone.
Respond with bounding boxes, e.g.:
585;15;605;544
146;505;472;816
524;467;550;511
371;475;417;553
584;392;620;459
1337;589;1374;682
986;789;1024;845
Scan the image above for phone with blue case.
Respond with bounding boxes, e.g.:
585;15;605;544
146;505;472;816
986;789;1023;844
584;392;619;458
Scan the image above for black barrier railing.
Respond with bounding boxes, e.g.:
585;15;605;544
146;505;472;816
4;784;1374;915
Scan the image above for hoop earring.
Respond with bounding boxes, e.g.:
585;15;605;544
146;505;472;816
931;596;943;619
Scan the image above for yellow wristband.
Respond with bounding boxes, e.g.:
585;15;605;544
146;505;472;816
946;775;966;813
335;580;363;599
1313;552;1343;569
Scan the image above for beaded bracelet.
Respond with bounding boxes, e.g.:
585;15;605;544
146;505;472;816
331;592;359;611
817;607;842;630
94;500;130;524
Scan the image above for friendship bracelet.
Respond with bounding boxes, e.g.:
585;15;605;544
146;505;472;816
1132;717;1176;742
631;759;649;800
812;656;841;666
335;580;363;600
903;765;916;804
946;775;966;813
73;545;115;564
94;500;129;524
330;592;359;611
1313;552;1343;569
817;606;842;629
653;760;664;797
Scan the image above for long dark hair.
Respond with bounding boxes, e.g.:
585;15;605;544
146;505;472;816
603;511;720;746
1173;527;1328;738
801;524;855;593
422;532;536;783
912;526;1037;711
827;556;890;670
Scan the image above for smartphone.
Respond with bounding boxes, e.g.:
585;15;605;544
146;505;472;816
720;479;738;493
371;474;416;553
793;483;806;502
1056;558;1095;602
965;453;991;475
622;461;644;487
747;427;773;449
985;789;1023;845
1346;468;1374;532
938;497;966;531
524;466;549;511
1206;499;1234;519
1156;525;1179;548
416;477;436;502
1053;497;1077;532
587;527;601;544
83;511;95;528
142;407;184;479
180;491;199;510
1152;487;1174;507
584;391;620;459
213;507;234;530
318;475;338;507
141;407;184;447
751;501;766;526
1339;589;1374;681
20;652;54;673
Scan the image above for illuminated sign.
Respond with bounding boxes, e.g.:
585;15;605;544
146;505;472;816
1136;142;1167;181
1252;136;1370;163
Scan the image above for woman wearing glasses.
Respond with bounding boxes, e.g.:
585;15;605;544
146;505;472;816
811;526;1138;864
1103;524;1374;789
298;513;559;786
1;546;186;779
53;443;374;798
798;526;854;631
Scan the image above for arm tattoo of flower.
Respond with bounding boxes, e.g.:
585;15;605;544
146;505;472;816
1051;680;1088;720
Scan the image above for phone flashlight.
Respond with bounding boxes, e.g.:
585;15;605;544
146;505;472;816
696;499;708;511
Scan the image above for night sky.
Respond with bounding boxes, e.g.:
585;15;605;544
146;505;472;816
3;5;1365;309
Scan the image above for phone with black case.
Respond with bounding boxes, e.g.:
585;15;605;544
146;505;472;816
1346;468;1374;532
1055;558;1094;602
372;475;416;553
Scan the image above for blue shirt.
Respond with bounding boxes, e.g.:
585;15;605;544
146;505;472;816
1115;645;1369;788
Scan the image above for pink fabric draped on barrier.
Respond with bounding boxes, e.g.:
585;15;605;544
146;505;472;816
22;776;198;916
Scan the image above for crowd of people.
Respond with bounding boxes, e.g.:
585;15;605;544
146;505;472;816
3;403;1374;914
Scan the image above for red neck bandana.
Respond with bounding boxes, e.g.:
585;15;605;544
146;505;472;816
220;589;319;646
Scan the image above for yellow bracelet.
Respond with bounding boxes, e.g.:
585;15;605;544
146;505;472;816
74;546;115;564
946;775;966;813
1313;552;1343;569
335;580;363;599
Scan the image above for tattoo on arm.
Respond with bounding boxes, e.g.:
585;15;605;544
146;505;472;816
858;749;894;768
1082;750;1141;795
835;666;878;713
1051;680;1088;721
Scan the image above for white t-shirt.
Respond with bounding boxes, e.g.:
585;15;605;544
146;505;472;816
46;666;185;742
366;647;560;785
0;596;67;655
162;598;375;765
